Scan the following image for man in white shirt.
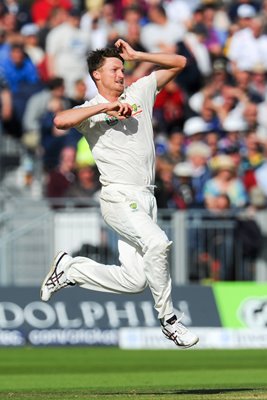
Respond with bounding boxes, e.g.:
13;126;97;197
140;4;184;53
40;39;199;349
46;9;90;97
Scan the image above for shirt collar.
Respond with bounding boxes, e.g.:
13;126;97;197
95;89;127;103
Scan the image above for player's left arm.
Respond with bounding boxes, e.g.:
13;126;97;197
115;38;187;91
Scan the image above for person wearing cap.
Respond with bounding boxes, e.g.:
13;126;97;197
172;161;195;209
218;115;247;154
20;23;45;67
227;6;267;73
183;116;209;143
186;141;212;207
204;154;248;208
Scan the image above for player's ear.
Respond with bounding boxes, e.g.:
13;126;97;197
93;70;100;81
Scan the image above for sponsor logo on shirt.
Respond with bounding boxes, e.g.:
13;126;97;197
105;103;142;126
105;116;119;126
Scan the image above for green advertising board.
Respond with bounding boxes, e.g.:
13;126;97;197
212;282;267;328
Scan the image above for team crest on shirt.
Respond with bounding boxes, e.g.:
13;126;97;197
105;115;119;126
129;202;138;211
131;103;142;116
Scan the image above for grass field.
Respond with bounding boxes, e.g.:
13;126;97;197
0;347;266;400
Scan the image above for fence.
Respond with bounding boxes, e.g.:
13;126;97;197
0;201;266;286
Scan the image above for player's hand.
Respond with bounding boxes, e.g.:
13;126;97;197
106;100;132;119
115;39;137;61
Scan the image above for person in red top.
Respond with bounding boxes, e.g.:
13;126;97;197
31;0;73;28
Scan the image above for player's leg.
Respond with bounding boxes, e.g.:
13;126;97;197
68;238;147;293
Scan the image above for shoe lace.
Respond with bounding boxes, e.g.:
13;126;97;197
45;268;66;290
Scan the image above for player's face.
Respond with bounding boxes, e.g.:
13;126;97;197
97;57;125;94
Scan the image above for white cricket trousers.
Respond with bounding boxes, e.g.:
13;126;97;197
66;184;174;319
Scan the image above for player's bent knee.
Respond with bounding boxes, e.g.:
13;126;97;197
131;274;148;293
146;238;172;257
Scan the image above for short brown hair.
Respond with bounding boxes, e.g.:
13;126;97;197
87;47;124;81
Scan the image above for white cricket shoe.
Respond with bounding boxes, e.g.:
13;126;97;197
40;251;75;302
161;315;199;349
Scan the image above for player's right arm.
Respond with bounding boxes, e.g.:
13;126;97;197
54;101;132;130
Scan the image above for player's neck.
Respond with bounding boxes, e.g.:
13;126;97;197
98;88;122;103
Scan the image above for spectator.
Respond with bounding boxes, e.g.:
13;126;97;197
0;42;42;137
140;4;184;53
158;129;185;167
0;42;40;94
22;77;69;151
186;141;212;207
45;145;76;200
204;154;248;208
232;66;264;104
205;130;220;157
183;116;209;144
0;74;12;143
0;28;11;60
37;6;69;50
31;0;73;28
175;23;212;95
201;4;224;57
65;163;100;205
227;6;267;73
40;96;80;170
45;8;90;96
20;23;46;76
188;57;230;118
153;80;185;132
218;115;247;154
163;0;192;30
172;161;195;209
68;78;87;108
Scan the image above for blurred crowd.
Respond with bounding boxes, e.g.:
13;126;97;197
1;0;267;213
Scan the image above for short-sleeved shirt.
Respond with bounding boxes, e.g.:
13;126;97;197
75;72;158;187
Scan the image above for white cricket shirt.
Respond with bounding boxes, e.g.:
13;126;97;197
75;72;158;187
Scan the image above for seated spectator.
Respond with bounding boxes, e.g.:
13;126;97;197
158;128;185;167
248;63;267;100
0;74;12;137
31;0;72;28
175;23;210;96
241;130;265;172
154;160;176;209
186;141;212;207
0;42;42;137
20;23;45;70
255;159;267;197
40;97;81;170
201;4;225;57
65;163;100;206
0;28;11;60
0;43;40;94
205;154;248;208
218;115;247;154
140;4;184;53
68;78;87;108
45;145;76;201
45;8;90;97
205;130;220;158
183;116;209;144
22;77;69;151
172;161;195;209
153;80;185;132
232;67;264;104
